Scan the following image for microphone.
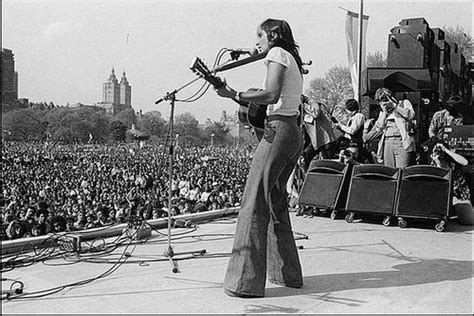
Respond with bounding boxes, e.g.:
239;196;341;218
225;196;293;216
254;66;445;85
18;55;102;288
228;48;258;60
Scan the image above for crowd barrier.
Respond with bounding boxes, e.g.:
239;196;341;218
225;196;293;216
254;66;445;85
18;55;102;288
1;207;239;256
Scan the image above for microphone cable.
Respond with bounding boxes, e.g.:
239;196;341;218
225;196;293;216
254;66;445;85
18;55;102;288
178;47;228;103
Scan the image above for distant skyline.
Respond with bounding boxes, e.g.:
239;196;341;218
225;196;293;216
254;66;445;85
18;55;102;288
3;0;472;123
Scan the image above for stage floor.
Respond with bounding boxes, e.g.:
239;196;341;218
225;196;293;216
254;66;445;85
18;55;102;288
2;211;473;314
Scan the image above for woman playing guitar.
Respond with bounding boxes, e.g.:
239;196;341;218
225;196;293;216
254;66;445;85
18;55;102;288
214;18;305;298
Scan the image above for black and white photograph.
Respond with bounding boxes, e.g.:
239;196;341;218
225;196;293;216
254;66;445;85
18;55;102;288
1;0;473;314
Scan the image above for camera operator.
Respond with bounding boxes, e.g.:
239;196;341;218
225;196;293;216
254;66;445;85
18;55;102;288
428;95;463;139
373;88;416;168
430;142;473;225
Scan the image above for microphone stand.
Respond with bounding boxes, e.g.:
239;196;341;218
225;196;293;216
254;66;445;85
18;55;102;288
155;81;206;273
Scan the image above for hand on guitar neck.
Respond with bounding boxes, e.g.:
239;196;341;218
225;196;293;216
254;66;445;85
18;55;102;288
190;57;267;131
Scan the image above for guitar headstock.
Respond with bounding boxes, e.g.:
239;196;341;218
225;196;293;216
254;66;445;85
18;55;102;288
190;57;224;88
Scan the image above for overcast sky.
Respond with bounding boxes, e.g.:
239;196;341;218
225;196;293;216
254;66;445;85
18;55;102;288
3;0;472;123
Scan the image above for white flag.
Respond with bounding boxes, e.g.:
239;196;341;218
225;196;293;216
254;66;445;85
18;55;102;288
345;10;368;98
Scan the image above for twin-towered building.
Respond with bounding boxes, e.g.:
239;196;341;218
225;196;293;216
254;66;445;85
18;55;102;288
97;68;132;115
1;49;133;115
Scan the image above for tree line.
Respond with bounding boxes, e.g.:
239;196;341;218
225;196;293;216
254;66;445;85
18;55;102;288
2;106;232;146
3;26;470;144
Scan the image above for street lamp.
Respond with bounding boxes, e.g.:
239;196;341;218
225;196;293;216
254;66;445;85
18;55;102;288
210;133;215;147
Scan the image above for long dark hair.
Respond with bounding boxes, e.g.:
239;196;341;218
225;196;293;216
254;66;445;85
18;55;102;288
260;19;304;74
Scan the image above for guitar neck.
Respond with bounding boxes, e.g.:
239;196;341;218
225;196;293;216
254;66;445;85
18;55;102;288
230;97;251;108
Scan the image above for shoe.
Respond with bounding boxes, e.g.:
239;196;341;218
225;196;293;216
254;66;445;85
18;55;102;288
268;279;303;288
224;289;263;298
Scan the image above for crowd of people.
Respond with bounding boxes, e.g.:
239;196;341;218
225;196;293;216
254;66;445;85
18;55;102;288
2;89;472;241
1;142;254;240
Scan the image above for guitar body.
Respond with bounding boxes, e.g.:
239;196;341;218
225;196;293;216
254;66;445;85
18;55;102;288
238;103;267;131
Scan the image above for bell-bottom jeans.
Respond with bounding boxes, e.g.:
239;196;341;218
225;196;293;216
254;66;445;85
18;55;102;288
383;137;414;168
223;115;304;297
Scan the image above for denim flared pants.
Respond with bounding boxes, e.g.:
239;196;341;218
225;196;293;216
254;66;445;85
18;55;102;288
383;137;414;168
224;115;304;297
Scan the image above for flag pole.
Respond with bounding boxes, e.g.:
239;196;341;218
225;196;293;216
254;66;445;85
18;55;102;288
357;0;364;104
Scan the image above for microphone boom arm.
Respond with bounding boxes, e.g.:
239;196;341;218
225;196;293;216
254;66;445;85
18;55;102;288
213;51;268;73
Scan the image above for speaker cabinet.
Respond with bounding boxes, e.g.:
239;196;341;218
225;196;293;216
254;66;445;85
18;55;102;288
449;42;466;77
345;164;401;223
299;160;352;216
395;165;452;231
388;18;435;69
387;33;431;69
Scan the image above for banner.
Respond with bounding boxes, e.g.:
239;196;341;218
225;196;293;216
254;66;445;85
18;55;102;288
345;10;368;99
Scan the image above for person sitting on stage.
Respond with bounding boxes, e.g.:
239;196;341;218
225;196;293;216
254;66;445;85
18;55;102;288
428;95;463;139
430;141;473;225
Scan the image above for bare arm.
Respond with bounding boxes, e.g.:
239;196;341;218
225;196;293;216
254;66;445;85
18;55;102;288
215;61;285;104
438;143;468;166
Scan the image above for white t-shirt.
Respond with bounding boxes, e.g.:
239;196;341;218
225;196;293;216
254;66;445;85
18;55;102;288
263;46;303;117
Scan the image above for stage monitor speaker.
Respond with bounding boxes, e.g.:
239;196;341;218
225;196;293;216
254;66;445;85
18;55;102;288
345;164;401;216
298;160;352;211
395;165;452;231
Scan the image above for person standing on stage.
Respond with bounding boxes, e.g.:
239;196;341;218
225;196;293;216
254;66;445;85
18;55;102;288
215;18;304;298
373;88;416;168
428;95;464;139
334;98;365;146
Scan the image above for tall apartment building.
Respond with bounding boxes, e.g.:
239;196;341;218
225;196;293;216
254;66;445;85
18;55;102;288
98;68;132;115
2;48;18;105
119;72;131;106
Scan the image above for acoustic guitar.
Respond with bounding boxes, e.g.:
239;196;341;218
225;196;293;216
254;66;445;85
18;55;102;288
190;57;267;131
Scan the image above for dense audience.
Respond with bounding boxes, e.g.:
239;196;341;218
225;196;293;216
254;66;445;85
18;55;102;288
1;141;255;240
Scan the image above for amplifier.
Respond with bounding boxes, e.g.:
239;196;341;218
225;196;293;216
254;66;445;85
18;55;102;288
441;125;474;157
